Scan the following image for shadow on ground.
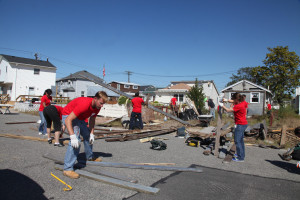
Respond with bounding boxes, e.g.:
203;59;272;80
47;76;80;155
0;169;47;200
265;160;300;175
125;164;300;200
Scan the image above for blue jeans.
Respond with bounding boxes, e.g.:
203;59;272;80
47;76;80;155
39;111;47;134
62;115;94;171
129;112;143;130
210;108;215;120
234;124;248;160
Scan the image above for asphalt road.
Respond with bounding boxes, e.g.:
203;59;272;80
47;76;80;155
0;113;299;200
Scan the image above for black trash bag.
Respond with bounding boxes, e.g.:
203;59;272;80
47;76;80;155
150;140;167;150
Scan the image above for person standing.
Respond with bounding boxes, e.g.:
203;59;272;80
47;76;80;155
129;92;146;130
38;89;52;135
62;91;108;179
207;99;215;120
266;101;273;126
43;105;65;146
221;93;248;162
170;95;178;116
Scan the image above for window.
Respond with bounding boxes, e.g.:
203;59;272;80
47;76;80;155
117;84;120;90
179;94;184;102
29;87;35;95
124;84;130;88
81;91;85;97
133;85;138;89
34;68;40;75
250;92;260;103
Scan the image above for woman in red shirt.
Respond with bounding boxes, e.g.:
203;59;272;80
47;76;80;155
38;89;52;135
221;93;248;162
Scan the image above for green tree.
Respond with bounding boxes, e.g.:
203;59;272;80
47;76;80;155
226;46;300;106
226;67;258;87
187;78;206;112
253;46;300;105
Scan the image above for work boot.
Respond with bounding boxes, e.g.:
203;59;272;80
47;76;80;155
63;170;79;179
88;157;102;162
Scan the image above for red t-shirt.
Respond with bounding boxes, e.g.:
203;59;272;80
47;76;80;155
62;97;100;120
39;95;52;111
233;102;248;125
267;104;271;110
54;105;64;120
171;97;177;105
131;97;144;113
241;101;249;108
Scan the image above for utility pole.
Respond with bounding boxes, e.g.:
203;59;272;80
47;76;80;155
125;71;132;83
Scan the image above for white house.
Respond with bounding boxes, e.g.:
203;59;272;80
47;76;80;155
0;54;56;101
56;70;105;99
155;80;219;108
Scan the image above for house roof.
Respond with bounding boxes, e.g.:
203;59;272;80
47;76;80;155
221;80;272;94
0;54;56;68
87;86;119;97
57;70;104;83
109;81;140;86
139;85;155;91
165;83;191;90
171;80;213;84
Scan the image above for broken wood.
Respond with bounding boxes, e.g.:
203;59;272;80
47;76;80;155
105;128;176;142
78;74;190;125
54;164;159;194
222;144;236;164
214;113;222;157
280;125;287;146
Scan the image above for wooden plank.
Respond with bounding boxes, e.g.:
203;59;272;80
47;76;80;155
213;113;222;157
0;133;49;142
84;161;203;172
54;164;159;194
105;128;176;142
5;121;37;124
133;163;175;166
222;144;236;164
43;154;138;183
280;125;287;146
78;74;189;125
44;153;202;173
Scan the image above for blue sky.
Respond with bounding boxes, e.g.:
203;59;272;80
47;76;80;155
0;0;300;91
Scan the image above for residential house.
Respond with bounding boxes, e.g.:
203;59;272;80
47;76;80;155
155;80;219;108
56;70;104;99
221;80;273;116
109;81;140;96
140;85;157;101
0;54;56;101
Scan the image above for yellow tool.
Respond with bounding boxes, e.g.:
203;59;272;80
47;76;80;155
51;172;72;191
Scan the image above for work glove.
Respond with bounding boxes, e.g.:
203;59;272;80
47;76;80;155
218;102;224;107
89;133;95;144
70;134;79;148
223;98;228;102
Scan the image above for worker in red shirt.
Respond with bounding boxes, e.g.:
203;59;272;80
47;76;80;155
43;105;65;146
221;93;248;162
129;92;147;130
266;101;273;126
170;95;178;116
38;89;52;135
62;91;108;179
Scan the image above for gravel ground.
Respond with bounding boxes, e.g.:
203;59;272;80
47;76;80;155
0;112;299;200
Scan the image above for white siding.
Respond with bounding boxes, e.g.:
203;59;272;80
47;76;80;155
0;60;56;101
